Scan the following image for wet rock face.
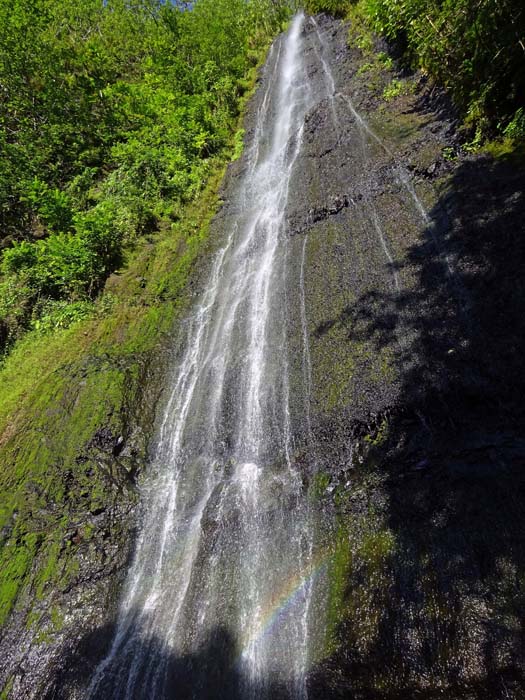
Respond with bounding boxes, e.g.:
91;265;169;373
284;13;525;700
0;352;166;699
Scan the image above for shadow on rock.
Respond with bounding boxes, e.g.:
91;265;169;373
311;155;525;698
46;620;298;700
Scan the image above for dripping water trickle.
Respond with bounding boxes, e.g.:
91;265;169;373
88;14;320;700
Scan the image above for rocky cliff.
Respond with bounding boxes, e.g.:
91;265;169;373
294;15;525;700
1;12;525;700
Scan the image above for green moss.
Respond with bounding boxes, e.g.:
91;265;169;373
305;222;369;413
357;61;376;76
322;342;357;411
321;449;397;660
323;520;396;658
324;523;353;656
0;161;229;628
370;110;421;144
357;528;396;568
34;627;54;645
232;128;246;161
35;540;62;600
0;677;13;700
309;471;331;501
25;608;42;631
0;542;37;624
50;605;64;632
83;523;95;540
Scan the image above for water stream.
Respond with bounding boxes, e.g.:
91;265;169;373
88;14;321;700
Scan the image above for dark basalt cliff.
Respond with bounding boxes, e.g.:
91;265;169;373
292;15;525;700
1;13;525;700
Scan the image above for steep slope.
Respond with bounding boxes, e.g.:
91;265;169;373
1;10;524;700
0;172;231;697
295;15;525;700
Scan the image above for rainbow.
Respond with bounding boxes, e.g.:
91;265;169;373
238;548;331;658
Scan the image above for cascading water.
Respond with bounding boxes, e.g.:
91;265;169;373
88;14;322;700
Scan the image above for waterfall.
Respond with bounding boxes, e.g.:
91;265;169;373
88;14;321;700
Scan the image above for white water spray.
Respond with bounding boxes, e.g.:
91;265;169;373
89;15;320;700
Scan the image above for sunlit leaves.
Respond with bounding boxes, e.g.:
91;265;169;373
359;0;525;132
0;0;289;351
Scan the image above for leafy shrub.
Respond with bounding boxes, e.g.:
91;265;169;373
2;242;38;275
305;0;349;16
2;204;122;300
0;0;291;354
382;78;410;100
358;0;525;136
377;52;394;69
503;109;525;140
74;204;123;284
20;178;72;234
31;300;94;333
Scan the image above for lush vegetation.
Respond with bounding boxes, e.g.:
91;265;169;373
304;0;348;17
0;167;225;630
305;0;525;140
0;0;289;352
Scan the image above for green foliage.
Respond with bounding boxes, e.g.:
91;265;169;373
382;77;411;100
356;0;525;136
304;0;349;17
32;300;94;334
2;206;122;300
363;417;389;447
309;470;331;500
0;0;290;355
19;178;73;234
442;146;457;162
357;61;376;75
1;243;37;276
0;162;226;630
376;51;393;69
503;108;525;140
0;0;287;627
